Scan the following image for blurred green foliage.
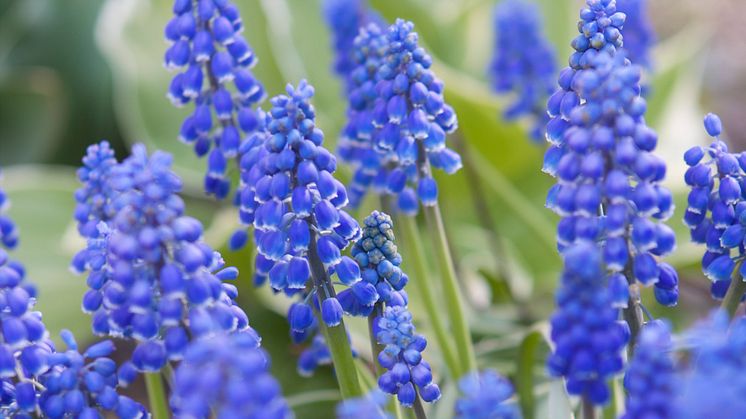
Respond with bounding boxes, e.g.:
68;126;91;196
0;0;718;417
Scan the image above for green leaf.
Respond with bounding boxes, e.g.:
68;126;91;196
516;331;542;419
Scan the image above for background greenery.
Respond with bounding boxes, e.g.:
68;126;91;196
0;0;738;417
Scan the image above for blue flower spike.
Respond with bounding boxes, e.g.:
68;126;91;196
338;19;461;213
547;242;628;405
489;0;556;141
616;0;656;69
336;390;391;419
684;113;746;301
171;334;291;419
375;306;440;408
455;370;521;419
0;169;20;249
165;0;266;199
623;320;674;419
73;142;259;373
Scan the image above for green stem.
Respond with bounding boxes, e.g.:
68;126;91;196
308;233;362;399
422;203;477;374
145;372;169;419
368;305;385;376
398;214;461;379
721;261;746;318
413;392;428;419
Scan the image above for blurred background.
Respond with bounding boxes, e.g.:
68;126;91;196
0;0;743;416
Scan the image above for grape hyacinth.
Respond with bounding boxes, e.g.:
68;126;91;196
454;370;520;419
622;320;675;419
684;113;746;303
616;0;655;69
0;170;19;249
336;390;391;419
340;19;462;213
249;80;361;331
73;141;118;239
34;331;147;419
375;305;440;407
323;0;381;92
337;211;408;316
170;333;291;419
165;0;266;199
676;311;746;418
489;0;556;141
544;1;678;308
73;143;258;372
547;242;628;404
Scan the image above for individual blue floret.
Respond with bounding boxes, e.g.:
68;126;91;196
375;306;440;407
336;389;391;419
164;0;266;199
454;370;521;419
546;241;628;404
489;0;556;141
170;333;292;419
622;320;675;419
73;143;259;372
684;113;746;301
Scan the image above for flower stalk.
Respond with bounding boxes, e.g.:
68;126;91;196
721;261;746;318
144;372;169;419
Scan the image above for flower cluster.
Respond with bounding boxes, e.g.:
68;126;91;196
375;306;440;407
676;311;746;418
247;80;361;334
339;19;461;213
454;370;520;419
336;390;391;419
323;0;381;92
33;331;146;418
171;333;291;419
544;14;678;306
73;141;118;239
73;143;258;372
622;320;675;419
489;0;556;141
616;0;655;68
165;0;266;199
684;113;746;299
547;242;628;404
337;211;408;316
0;171;19;249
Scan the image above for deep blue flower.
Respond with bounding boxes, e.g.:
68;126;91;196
73;143;259;372
546;241;628;405
339;19;461;213
73;141;118;239
544;32;677;305
0;169;19;250
676;310;746;418
622;320;675;419
323;0;382;92
165;0;266;199
375;306;440;407
616;0;655;69
248;81;362;335
454;370;520;419
336;390;391;419
171;333;291;419
684;113;746;300
489;0;556;141
337;211;408;316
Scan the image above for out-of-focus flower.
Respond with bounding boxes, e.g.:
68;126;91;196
171;333;292;419
336;389;391;419
622;320;675;419
616;0;655;69
489;0;556;141
454;370;521;419
0;169;19;249
164;0;266;199
546;241;628;404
